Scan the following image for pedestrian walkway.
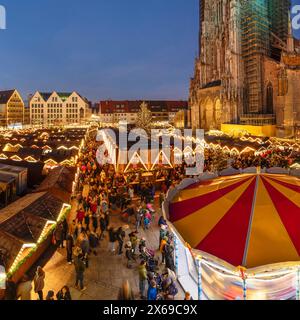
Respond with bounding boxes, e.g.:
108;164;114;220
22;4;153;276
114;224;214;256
30;208;185;300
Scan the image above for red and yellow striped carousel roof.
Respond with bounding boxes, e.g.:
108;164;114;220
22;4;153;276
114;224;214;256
169;174;300;268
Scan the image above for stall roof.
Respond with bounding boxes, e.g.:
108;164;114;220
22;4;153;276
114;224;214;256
0;192;47;224
0;212;48;243
0;231;24;270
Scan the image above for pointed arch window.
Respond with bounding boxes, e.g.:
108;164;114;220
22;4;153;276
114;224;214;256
266;83;274;114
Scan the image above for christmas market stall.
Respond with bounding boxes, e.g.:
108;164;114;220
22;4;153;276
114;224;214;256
0;191;71;288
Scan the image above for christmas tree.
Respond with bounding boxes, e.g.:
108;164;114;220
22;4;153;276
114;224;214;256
136;101;152;132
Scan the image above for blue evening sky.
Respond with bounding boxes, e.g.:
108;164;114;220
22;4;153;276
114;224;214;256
0;0;299;102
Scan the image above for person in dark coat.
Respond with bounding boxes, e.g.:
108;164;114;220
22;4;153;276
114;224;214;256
66;234;74;264
46;290;55;301
56;286;72;300
54;223;64;248
125;241;135;268
107;227;116;253
164;242;175;272
99;214;106;240
4;277;17;300
88;231;99;255
74;254;86;291
62;219;68;242
92;213;98;233
116;227;126;255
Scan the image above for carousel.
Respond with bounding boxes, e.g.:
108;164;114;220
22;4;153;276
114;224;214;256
163;171;300;300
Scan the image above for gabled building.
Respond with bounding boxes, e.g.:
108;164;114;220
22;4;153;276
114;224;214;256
0;90;24;127
29;91;90;126
99;100;188;126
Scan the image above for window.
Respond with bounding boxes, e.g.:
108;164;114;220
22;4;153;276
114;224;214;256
266;83;274;114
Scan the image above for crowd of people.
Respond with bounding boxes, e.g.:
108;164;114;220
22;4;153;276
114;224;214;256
203;146;300;172
27;138;185;301
3;132;300;301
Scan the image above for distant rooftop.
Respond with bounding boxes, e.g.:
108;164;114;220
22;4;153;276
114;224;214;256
0;90;15;104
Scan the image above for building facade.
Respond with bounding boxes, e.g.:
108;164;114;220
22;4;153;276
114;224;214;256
99;100;188;126
0;90;24;127
29;91;90;126
190;0;300;138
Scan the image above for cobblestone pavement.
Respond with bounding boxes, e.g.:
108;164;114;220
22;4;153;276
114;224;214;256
30;199;184;300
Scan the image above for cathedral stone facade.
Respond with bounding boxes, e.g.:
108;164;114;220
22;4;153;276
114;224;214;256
189;0;300;138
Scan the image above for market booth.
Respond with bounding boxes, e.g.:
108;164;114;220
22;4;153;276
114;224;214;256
163;172;300;300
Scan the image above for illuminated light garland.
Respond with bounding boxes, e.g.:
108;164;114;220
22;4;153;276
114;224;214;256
44;159;58;165
24;156;38;163
151;150;173;170
0;154;8;160
8;243;36;274
56;203;71;222
230;147;240;154
60;159;74;166
222;146;231;152
124;151;148;173
183;146;193;154
57;146;68;150
10;155;22;161
290;163;300;169
240;146;256;154
37;220;56;244
69;146;79;150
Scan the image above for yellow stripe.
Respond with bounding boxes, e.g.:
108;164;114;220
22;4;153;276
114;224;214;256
173;177;255;248
262;176;300;208
172;175;253;203
246;176;299;268
263;174;300;187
